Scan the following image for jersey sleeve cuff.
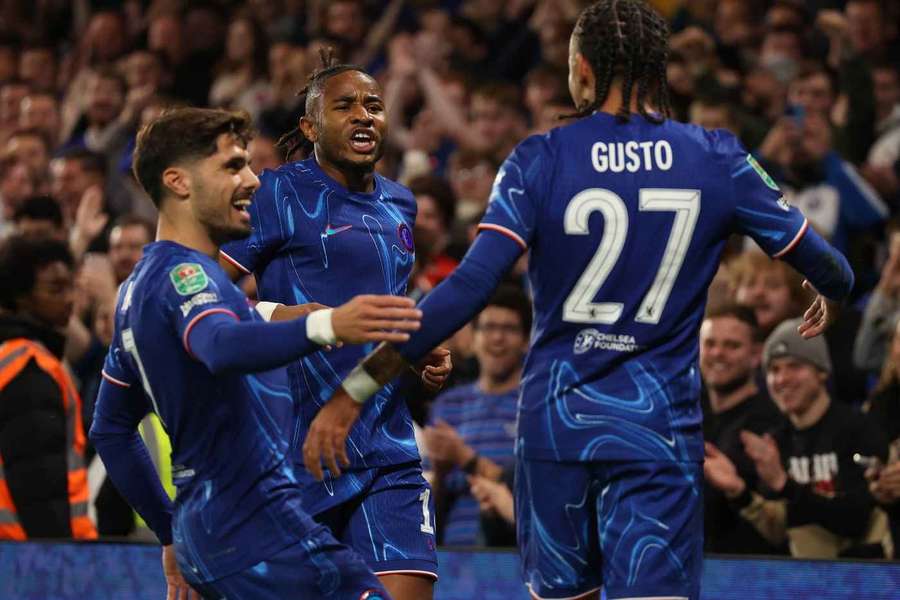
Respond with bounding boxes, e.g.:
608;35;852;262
343;364;381;404
306;308;337;345
182;308;240;357
477;223;528;250
254;301;282;321
101;370;132;388
771;218;809;259
219;250;252;275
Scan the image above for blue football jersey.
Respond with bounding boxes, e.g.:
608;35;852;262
102;241;320;582
220;157;420;474
480;112;807;463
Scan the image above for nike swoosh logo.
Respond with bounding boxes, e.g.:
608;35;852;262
322;224;352;238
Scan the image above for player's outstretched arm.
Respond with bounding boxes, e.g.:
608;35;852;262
302;231;522;480
186;295;422;374
779;226;855;338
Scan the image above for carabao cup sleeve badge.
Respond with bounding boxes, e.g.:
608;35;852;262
398;222;415;252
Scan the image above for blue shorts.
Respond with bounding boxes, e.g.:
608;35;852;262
308;461;439;579
515;458;703;600
191;526;389;600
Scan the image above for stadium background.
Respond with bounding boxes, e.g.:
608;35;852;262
1;0;899;597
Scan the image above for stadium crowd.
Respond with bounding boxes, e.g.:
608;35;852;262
0;0;899;563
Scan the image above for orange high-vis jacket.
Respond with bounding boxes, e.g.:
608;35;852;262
0;339;97;540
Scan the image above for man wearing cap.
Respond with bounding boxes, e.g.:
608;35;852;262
705;318;892;558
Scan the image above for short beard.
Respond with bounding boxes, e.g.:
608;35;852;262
708;371;753;397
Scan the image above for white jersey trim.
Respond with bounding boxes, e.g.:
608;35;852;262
219;250;252;275
478;223;528;250
772;218;809;259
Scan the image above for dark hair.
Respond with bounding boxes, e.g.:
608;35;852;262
7;127;51;150
792;61;837;95
0;234;73;311
55;147;107;178
89;65;127;97
568;0;671;123
132;107;253;206
472;81;525;115
276;48;367;160
704;303;763;343
475;284;533;335
13;195;63;227
220;13;269;80
111;213;155;241
408;175;457;231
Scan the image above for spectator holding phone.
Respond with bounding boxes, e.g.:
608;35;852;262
864;317;900;550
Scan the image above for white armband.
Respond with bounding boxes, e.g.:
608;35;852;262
342;364;381;404
306;308;337;346
255;301;282;322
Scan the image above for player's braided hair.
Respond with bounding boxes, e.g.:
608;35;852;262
276;48;365;160
569;0;671;123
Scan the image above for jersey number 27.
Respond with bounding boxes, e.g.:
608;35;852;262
563;188;700;325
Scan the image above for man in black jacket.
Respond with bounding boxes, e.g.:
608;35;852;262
0;235;95;539
700;305;787;554
706;318;890;557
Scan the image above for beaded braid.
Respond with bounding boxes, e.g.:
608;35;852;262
275;48;366;160
567;0;671;123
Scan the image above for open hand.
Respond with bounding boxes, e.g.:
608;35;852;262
703;442;746;498
797;280;840;339
332;295;422;344
418;347;452;392
302;388;362;480
162;545;201;600
741;431;788;492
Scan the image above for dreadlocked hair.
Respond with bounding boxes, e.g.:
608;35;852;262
568;0;671;123
276;48;365;160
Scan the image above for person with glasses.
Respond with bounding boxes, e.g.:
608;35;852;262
422;285;529;546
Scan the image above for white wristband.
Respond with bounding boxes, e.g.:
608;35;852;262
306;308;337;346
343;364;381;404
255;301;282;322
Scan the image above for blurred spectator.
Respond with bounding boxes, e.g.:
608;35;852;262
731;251;867;404
755;105;886;254
4;128;50;179
49;148;107;227
700;305;786;555
408;175;458;295
468;82;528;163
446;149;499;222
11;195;65;241
121;50;171;99
855;227;900;373
522;63;568;128
865;318;900;550
257;41;307;137
730;251;809;335
107;215;154;284
19;92;62;148
67;67;129;158
248;134;283;175
0;158;37;236
705;319;890;558
689;96;739;135
0;79;30;141
0;235;96;540
0;40;16;84
18;45;57;94
209;15;269;119
864;62;900;200
424;285;529;545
